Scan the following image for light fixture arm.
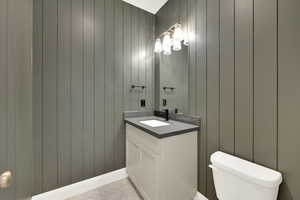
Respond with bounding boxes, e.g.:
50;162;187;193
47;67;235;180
158;23;182;38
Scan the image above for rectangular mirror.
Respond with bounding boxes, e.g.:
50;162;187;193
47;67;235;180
156;46;189;114
155;0;189;114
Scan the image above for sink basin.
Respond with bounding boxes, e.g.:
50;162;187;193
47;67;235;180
139;119;170;127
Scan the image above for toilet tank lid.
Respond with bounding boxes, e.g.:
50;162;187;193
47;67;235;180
210;151;282;188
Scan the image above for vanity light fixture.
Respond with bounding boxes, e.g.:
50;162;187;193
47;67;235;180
154;23;188;55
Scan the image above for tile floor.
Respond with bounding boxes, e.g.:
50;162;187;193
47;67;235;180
66;178;142;200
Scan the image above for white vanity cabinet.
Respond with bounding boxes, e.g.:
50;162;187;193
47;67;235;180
126;124;198;200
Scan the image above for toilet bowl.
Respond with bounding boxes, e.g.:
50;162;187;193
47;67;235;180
210;151;282;200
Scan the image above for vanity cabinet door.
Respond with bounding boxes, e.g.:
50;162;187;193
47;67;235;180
139;149;159;200
126;140;141;185
126;124;160;200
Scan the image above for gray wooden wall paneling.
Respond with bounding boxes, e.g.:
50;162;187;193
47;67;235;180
206;0;220;198
34;0;155;193
278;0;300;199
153;2;163;111
104;0;115;173
136;8;141;109
83;0;95;179
57;0;72;186
180;0;189;114
114;0;125;170
7;2;17;198
0;0;33;199
146;13;155;110
131;7;139;110
94;0;105;176
253;0;277;169
123;3;155;111
0;0;10;199
143;12;148;109
139;9;145;110
195;0;207;195
123;3;132;111
234;0;254;161
33;0;43;194
188;0;197;116
14;0;34;198
42;0;58;191
219;0;235;155
144;11;154;111
7;3;17;195
187;5;201;192
71;0;84;183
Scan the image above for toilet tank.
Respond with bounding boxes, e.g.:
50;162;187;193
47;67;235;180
210;152;282;200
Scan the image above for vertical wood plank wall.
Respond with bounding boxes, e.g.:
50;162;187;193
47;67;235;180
158;0;300;199
32;0;300;198
278;0;300;199
33;0;155;194
0;0;33;199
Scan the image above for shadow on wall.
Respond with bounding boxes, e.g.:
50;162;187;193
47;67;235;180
278;182;293;200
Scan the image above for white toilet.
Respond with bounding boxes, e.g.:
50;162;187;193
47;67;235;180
210;151;282;200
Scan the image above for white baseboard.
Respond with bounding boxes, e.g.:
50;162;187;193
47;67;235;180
194;192;209;200
32;168;128;200
32;168;207;200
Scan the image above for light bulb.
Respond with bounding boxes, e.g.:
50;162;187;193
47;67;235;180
173;39;182;51
163;46;172;55
163;33;172;55
183;31;190;46
163;33;172;48
173;26;184;42
154;38;162;53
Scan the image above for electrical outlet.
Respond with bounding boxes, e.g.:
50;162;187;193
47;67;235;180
163;99;167;106
141;99;146;107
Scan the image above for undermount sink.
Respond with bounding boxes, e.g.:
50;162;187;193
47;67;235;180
139;119;170;127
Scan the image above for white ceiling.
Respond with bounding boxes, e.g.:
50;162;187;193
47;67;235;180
122;0;168;14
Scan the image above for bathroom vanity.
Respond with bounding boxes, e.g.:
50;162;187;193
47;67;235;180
125;116;199;200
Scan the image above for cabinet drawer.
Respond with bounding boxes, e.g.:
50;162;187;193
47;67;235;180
126;124;161;155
